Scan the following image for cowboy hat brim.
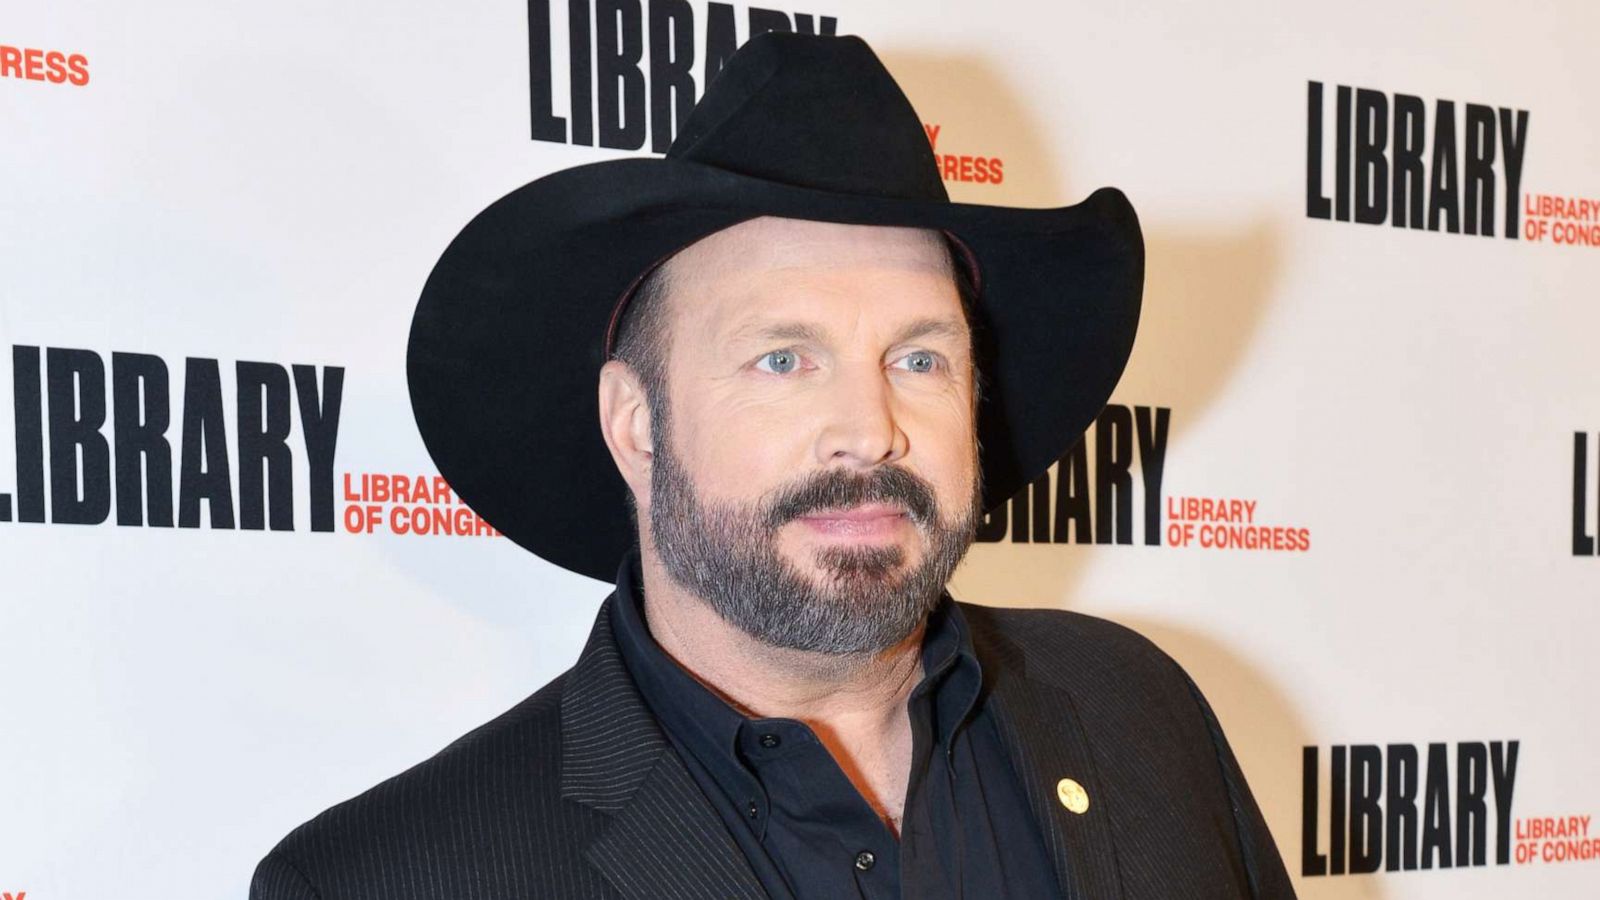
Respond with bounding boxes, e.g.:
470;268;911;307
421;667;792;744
407;155;1142;581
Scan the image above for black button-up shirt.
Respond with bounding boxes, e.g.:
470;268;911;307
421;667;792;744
610;554;1061;899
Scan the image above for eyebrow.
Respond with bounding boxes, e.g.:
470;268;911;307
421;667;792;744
890;317;968;346
730;317;968;347
736;321;830;345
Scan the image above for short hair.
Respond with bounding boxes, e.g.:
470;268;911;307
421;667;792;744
610;260;677;420
610;233;981;415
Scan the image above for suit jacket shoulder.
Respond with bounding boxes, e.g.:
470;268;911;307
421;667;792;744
959;601;1174;666
959;601;1207;714
251;598;762;900
958;602;1296;899
251;672;617;900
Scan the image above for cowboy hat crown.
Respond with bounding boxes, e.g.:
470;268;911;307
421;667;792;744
667;33;945;201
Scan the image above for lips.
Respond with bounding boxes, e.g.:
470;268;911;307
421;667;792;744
794;503;912;537
800;502;907;521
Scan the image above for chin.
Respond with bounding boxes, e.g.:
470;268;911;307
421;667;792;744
815;544;921;582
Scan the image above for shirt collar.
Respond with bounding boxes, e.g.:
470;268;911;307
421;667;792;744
913;589;985;745
608;550;986;780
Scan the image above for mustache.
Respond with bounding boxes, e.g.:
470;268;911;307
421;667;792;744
762;466;938;529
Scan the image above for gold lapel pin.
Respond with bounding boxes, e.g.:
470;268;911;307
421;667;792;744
1056;777;1090;814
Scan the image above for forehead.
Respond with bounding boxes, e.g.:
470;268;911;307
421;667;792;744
662;217;960;330
672;216;951;276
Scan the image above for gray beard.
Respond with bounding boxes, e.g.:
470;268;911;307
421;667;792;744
647;415;979;655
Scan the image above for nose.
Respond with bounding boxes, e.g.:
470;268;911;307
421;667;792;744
812;363;909;469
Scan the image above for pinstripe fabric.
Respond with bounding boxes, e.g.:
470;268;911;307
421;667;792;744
585;751;766;900
252;597;1294;899
250;851;317;899
984;649;1126;898
963;604;1296;899
559;633;668;814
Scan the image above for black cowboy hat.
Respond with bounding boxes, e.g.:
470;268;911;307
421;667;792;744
407;31;1143;582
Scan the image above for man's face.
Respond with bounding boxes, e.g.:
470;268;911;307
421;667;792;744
642;216;981;654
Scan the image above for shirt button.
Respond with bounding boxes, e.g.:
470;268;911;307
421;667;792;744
854;850;876;871
747;801;759;819
759;733;781;749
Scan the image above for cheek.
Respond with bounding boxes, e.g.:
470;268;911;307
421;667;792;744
930;435;981;509
669;392;816;500
899;394;979;501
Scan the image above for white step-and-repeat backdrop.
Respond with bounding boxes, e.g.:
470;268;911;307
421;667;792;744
3;1;1597;897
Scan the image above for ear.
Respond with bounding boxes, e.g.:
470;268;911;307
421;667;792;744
598;360;655;500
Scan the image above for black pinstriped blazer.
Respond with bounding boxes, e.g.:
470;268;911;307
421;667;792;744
251;599;1296;899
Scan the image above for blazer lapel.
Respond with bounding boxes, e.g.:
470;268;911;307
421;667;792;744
560;596;768;900
585;750;769;900
970;612;1126;900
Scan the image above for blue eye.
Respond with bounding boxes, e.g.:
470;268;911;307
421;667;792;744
757;349;800;374
896;350;937;373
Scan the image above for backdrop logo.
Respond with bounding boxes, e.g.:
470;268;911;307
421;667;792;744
1305;81;1529;238
1522;193;1600;247
1301;741;1520;876
1;44;88;86
923;123;1004;186
529;0;838;153
341;472;501;538
0;346;343;531
1574;431;1600;556
1515;815;1600;866
976;404;1311;550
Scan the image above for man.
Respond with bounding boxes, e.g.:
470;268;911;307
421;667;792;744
253;32;1294;899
